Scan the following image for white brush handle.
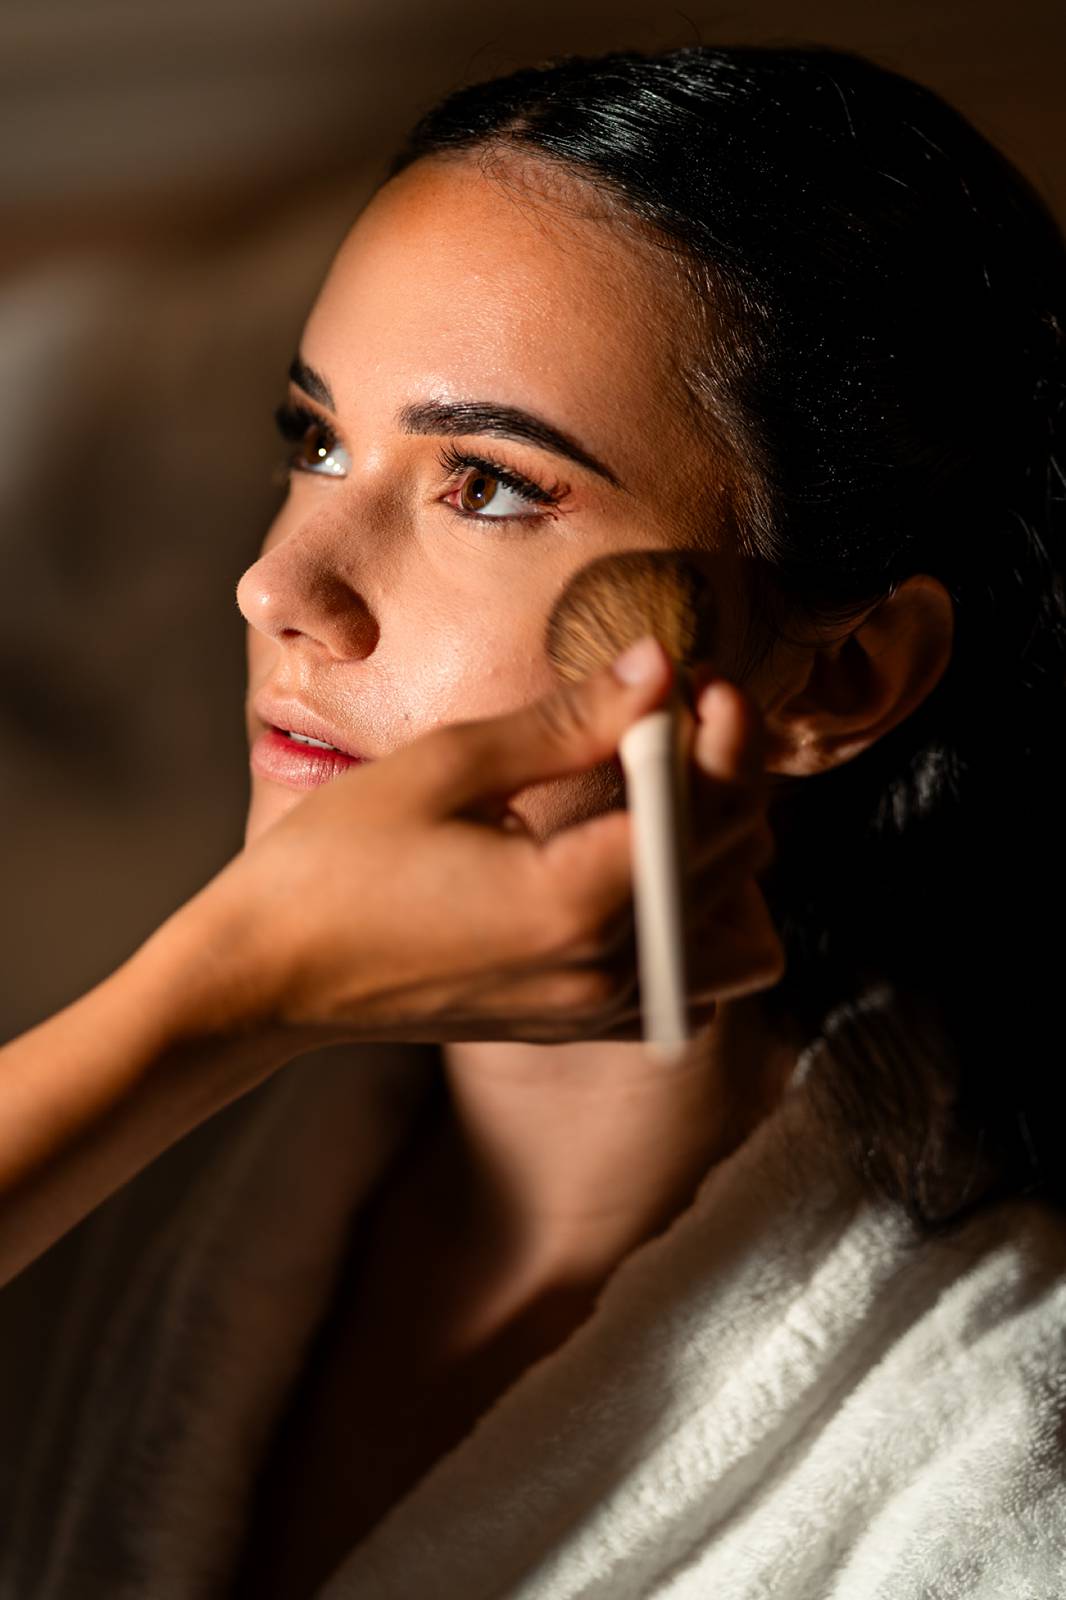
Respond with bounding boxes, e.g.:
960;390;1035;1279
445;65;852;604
618;707;689;1065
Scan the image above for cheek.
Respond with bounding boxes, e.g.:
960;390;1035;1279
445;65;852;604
394;602;631;838
388;608;558;738
240;557;618;846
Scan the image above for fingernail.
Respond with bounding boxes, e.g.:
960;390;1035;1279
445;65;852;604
611;635;662;685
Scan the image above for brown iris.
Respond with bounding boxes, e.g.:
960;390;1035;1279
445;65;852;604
298;422;332;468
458;470;499;512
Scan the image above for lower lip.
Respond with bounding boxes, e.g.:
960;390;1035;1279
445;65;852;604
251;729;368;790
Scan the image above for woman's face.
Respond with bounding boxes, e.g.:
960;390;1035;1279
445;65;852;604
238;154;742;847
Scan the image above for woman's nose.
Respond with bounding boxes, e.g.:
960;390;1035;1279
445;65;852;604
236;531;379;660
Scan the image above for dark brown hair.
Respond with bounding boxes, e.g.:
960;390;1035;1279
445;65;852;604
388;43;1066;1234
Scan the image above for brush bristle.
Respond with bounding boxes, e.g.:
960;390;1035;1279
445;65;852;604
545;550;718;687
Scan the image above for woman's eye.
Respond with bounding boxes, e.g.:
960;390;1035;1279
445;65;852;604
274;403;350;478
291;420;350;478
438;464;560;524
437;442;561;522
451;467;531;515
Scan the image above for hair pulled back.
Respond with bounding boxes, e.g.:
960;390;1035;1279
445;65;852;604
389;44;1066;1234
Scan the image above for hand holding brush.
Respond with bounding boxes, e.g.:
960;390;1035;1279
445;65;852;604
546;548;779;1062
0;547;785;1282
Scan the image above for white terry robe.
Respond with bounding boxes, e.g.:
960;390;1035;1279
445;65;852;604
1;1036;1064;1599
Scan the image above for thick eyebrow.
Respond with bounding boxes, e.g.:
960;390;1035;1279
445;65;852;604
288;355;623;490
288;355;335;411
398;398;622;489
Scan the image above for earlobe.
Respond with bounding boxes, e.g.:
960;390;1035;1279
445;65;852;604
762;574;955;777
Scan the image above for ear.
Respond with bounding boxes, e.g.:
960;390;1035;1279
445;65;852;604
759;574;955;776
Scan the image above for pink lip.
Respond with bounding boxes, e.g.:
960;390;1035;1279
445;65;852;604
251;728;368;790
252;692;369;759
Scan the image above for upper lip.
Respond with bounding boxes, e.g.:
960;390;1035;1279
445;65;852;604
253;693;371;760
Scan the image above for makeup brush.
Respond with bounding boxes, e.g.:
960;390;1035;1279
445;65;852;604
545;550;718;1064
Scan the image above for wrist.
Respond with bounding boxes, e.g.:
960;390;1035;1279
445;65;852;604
129;859;336;1063
101;889;303;1142
134;870;274;1043
0;875;318;1278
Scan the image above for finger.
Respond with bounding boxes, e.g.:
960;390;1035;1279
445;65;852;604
694;678;768;788
684;681;770;863
535;806;636;955
413;636;674;817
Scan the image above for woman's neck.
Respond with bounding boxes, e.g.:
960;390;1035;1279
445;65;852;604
437;997;797;1291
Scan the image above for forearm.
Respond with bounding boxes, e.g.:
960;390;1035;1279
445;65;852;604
0;887;305;1287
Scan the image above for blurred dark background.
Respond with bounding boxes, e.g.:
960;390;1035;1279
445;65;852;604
2;0;1064;1041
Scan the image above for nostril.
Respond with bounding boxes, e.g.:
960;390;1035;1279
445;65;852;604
235;544;379;659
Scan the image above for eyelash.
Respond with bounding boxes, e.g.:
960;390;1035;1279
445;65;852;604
274;401;337;464
435;444;565;521
272;401;566;523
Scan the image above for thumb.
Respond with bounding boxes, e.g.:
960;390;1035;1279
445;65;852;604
425;635;674;816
